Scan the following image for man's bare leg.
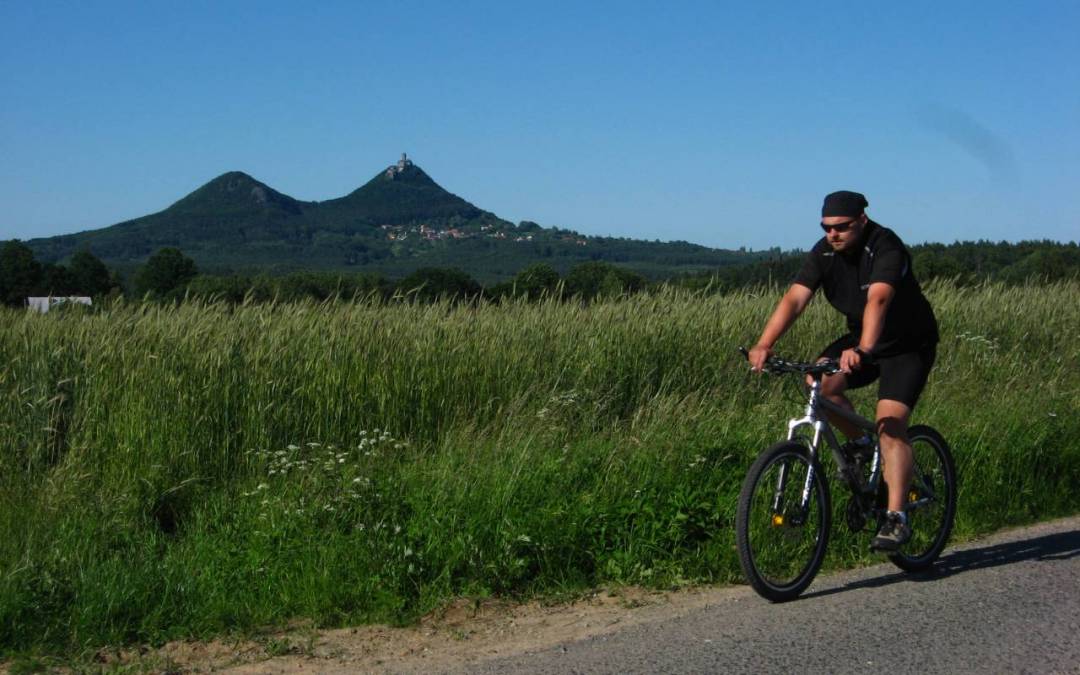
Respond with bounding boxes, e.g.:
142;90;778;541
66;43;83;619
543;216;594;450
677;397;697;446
815;371;863;440
876;399;914;512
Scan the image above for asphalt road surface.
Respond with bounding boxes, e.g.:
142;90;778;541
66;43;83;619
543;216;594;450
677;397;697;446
458;516;1080;674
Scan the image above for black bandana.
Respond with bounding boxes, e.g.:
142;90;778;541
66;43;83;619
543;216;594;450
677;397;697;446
822;190;869;218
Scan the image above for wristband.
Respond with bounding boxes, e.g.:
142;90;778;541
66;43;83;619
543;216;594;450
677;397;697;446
854;346;870;358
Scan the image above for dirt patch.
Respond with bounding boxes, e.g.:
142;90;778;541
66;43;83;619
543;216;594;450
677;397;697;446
72;584;745;673
6;518;1079;674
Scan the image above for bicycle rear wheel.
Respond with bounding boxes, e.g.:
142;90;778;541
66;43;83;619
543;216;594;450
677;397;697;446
736;441;831;602
889;424;957;572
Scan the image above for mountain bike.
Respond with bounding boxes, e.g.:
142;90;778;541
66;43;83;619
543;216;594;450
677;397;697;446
734;348;957;602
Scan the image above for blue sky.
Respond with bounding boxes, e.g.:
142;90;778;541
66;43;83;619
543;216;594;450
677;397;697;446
2;1;1077;250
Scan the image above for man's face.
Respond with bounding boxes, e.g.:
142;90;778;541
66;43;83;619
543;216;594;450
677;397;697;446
821;213;867;253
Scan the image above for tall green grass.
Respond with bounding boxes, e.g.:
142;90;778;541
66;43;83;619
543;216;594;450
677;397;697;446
1;281;1078;655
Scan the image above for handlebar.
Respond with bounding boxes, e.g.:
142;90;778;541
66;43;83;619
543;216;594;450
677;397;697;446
738;346;842;377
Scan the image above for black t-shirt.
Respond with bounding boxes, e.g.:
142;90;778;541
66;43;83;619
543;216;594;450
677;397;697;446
792;221;938;357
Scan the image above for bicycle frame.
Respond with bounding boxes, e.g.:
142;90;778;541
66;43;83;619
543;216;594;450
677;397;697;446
780;376;882;514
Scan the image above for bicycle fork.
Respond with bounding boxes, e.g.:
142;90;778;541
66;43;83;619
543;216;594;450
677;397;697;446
774;381;827;520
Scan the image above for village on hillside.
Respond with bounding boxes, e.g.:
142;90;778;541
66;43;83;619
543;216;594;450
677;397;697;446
379;154;589;246
380;222;589;246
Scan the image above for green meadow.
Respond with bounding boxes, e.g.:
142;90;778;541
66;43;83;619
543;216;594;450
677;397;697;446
1;281;1078;656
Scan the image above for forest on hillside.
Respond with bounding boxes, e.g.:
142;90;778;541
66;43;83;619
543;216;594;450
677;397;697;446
2;238;1077;307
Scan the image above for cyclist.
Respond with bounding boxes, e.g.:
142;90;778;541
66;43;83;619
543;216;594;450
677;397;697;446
747;190;939;551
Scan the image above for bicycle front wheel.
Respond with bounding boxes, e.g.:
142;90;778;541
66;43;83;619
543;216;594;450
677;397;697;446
736;441;831;602
888;424;957;571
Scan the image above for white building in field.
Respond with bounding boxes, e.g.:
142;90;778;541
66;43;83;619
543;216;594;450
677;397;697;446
26;296;92;314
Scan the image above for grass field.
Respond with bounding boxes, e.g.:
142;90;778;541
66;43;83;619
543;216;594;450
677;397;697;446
1;281;1078;657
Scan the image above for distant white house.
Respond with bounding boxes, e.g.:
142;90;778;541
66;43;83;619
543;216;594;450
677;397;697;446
25;296;92;314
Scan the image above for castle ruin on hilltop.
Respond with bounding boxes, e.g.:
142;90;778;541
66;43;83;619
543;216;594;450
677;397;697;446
385;153;413;179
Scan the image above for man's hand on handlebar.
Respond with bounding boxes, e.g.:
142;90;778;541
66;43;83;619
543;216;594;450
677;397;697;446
839;347;866;374
748;344;773;372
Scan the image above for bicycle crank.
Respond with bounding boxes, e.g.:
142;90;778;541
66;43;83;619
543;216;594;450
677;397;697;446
845;497;870;532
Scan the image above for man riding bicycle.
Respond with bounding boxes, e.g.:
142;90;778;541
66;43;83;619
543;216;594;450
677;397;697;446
747;190;939;551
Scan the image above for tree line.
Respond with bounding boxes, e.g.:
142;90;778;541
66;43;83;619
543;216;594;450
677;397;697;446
668;239;1080;294
0;241;118;306
0;241;209;306
2;238;1077;308
185;260;647;303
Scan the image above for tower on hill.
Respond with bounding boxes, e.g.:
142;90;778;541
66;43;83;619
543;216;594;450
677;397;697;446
385;152;414;179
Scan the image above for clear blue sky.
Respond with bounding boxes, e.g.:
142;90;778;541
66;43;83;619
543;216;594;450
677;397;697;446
2;1;1077;251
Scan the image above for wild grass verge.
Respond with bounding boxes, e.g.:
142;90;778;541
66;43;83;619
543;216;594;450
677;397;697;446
1;281;1077;657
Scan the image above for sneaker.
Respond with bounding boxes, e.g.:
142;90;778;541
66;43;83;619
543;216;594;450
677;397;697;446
871;512;911;551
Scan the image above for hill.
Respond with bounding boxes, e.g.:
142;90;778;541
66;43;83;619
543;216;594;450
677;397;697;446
25;154;760;282
315;158;489;225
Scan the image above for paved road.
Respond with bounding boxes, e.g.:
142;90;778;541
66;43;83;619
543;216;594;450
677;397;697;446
458;517;1080;674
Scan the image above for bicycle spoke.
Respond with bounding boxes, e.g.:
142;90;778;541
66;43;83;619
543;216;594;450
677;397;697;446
745;452;826;589
912;467;936;500
890;428;956;570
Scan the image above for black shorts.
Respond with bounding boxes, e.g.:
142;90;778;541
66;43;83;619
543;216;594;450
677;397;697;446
819;335;937;409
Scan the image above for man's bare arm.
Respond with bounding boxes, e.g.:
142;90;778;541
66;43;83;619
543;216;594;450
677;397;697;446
839;281;895;372
859;282;894;352
748;284;815;371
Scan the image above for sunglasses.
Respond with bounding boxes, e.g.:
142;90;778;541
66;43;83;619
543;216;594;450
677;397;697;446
820;219;859;234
